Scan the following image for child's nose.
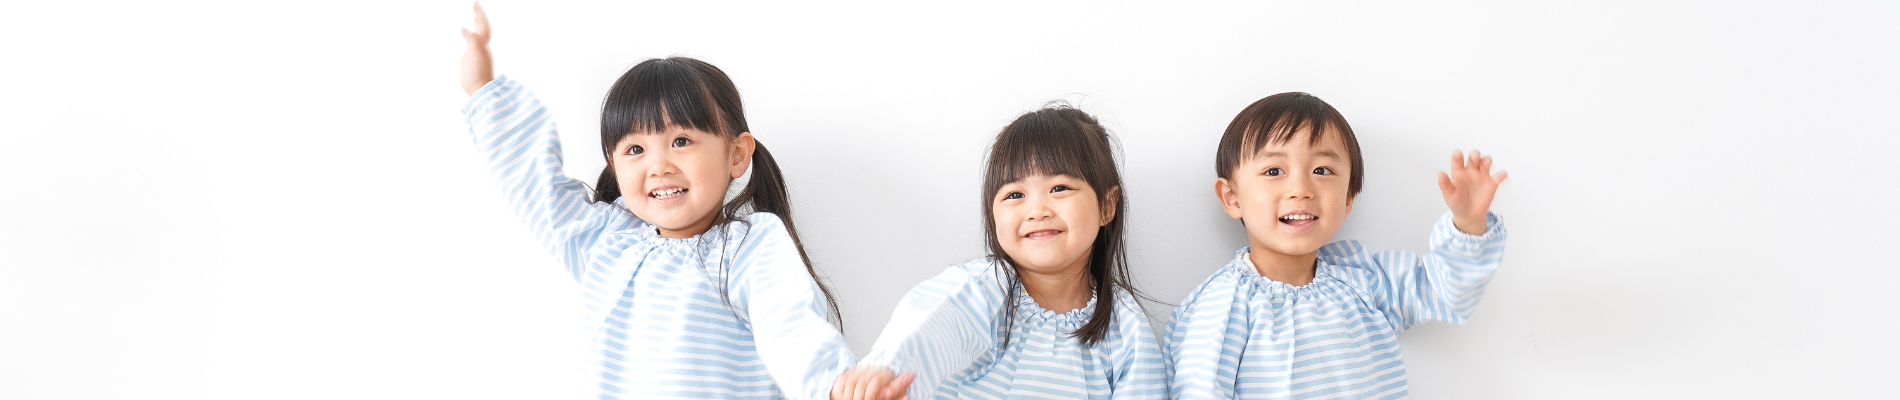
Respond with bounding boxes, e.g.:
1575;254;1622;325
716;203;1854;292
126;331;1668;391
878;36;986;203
644;159;675;177
1025;200;1054;221
1285;180;1315;200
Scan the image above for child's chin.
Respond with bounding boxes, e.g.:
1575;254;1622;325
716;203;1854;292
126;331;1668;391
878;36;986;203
1261;238;1326;256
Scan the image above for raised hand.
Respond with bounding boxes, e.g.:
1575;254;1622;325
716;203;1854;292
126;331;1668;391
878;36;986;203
1437;149;1507;235
459;2;493;96
831;367;913;400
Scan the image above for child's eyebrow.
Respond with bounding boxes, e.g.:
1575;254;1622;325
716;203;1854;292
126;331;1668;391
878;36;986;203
1316;150;1343;160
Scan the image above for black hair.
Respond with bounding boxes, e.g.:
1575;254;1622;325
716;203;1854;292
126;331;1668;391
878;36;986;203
1215;92;1365;197
981;104;1140;347
590;57;841;327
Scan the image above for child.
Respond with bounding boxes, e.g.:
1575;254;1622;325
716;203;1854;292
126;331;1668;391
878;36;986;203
457;4;854;399
1165;92;1510;399
831;106;1167;400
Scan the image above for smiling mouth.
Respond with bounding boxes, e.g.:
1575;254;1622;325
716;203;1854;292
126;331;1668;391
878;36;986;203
1279;212;1317;227
650;187;688;200
1024;229;1061;240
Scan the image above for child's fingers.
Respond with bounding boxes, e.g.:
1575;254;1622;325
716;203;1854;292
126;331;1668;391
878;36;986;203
1479;156;1493;173
1450;150;1466;170
469;2;490;37
1437;171;1455;196
1493;170;1509;184
858;375;887;400
883;373;914;400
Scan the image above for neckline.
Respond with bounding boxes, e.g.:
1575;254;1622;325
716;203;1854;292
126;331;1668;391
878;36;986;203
1015;287;1098;328
1233;247;1333;291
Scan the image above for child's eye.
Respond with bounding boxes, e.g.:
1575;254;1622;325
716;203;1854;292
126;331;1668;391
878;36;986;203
672;137;691;147
1314;166;1334;175
1051;185;1072;193
627;145;644;155
1264;167;1283;177
1004;192;1024;200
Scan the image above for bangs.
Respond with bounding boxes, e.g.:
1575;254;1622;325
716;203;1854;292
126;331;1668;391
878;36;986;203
1236;95;1349;159
599;58;739;154
984;107;1115;196
1215;91;1364;195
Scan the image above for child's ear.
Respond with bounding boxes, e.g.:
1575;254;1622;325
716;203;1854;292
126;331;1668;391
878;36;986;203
1099;186;1120;226
729;132;756;179
1214;178;1244;220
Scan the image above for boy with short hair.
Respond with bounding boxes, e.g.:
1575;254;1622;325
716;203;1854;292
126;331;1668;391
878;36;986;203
1165;92;1509;399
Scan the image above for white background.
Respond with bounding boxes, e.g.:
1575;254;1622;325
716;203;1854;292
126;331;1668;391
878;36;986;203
4;1;1898;399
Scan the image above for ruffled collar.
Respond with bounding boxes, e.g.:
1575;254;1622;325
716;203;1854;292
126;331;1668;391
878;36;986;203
1227;247;1341;296
1014;286;1098;330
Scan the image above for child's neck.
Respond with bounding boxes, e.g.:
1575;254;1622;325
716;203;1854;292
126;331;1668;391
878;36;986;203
1248;246;1318;286
1018;262;1094;314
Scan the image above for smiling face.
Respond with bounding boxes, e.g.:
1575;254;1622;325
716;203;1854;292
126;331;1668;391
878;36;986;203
992;174;1117;276
1216;126;1354;258
609;126;753;238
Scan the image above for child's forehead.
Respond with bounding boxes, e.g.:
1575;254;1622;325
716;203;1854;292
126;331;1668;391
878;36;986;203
1241;125;1349;159
1003;172;1090;186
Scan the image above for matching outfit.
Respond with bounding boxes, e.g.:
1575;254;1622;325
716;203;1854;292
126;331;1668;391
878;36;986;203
465;76;1506;400
464;76;854;400
1164;212;1508;399
858;258;1168;399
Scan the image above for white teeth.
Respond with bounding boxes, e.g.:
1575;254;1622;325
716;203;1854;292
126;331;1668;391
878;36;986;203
650;188;686;199
1281;214;1315;220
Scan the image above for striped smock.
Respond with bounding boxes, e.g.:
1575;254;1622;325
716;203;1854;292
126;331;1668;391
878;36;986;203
463;76;853;400
1164;212;1507;399
858;258;1168;400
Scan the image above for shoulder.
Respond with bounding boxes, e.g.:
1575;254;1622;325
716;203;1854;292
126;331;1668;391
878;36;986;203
1108;287;1157;338
721;212;794;249
1316;239;1407;272
1174;249;1253;309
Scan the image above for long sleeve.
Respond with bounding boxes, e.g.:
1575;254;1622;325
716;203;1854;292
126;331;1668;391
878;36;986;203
1323;211;1508;331
461;76;629;283
723;213;857;400
1164;273;1245;399
858;260;1010;399
1106;291;1168;400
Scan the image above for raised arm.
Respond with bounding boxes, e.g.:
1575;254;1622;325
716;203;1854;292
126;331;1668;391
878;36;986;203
458;3;626;281
723;213;857;400
1338;150;1509;329
460;2;493;96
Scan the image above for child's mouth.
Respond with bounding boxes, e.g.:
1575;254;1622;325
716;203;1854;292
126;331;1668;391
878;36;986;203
1024;229;1061;240
1279;212;1317;228
650;187;688;200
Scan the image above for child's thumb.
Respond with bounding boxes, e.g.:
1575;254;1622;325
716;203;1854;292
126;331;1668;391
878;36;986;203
883;373;914;399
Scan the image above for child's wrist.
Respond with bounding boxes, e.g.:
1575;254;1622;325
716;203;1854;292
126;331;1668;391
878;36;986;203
1452;213;1488;235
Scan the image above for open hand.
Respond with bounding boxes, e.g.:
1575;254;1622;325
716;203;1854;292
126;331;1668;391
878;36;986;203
830;367;913;400
1437;149;1507;235
459;2;493;95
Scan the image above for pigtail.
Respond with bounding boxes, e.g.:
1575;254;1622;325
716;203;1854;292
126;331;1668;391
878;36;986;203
593;168;621;203
594;56;843;331
722;141;844;327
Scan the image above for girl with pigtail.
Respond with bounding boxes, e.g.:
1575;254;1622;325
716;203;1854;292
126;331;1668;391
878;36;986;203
457;4;851;399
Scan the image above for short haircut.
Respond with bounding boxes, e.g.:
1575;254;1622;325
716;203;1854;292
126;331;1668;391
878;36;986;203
1214;92;1365;197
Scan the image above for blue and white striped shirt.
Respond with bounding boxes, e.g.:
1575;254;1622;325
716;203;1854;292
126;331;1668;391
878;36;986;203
463;76;854;400
1164;212;1507;399
859;258;1168;400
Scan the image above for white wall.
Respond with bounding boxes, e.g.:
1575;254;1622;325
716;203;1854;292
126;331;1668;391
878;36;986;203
4;1;1898;399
